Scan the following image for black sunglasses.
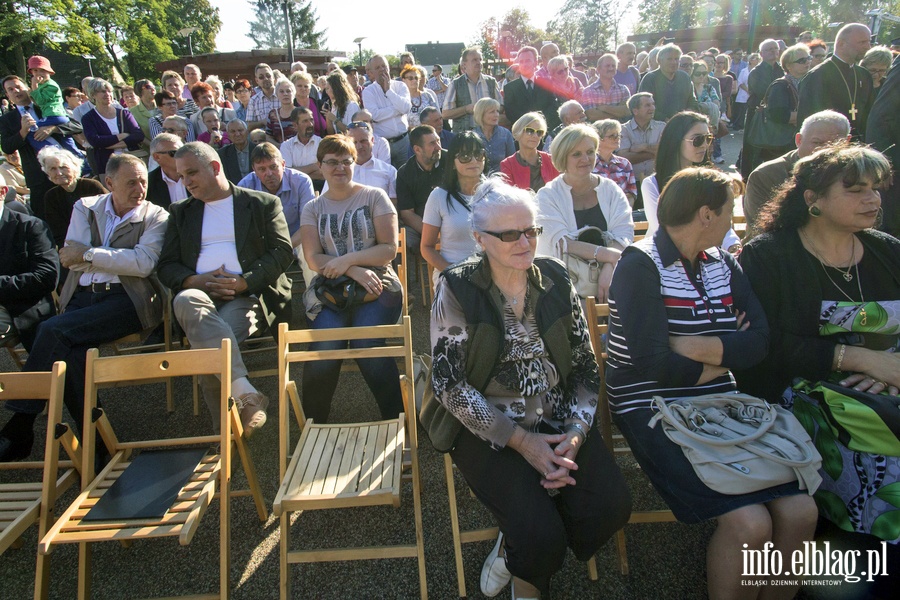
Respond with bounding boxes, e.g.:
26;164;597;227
456;150;486;163
523;127;545;137
346;121;370;131
685;134;715;148
793;56;812;64
480;226;543;242
157;150;178;157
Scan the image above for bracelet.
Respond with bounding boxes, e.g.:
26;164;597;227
836;343;846;371
592;246;601;262
565;422;587;438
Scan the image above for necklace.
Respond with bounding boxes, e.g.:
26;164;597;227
500;282;528;306
830;59;859;121
410;94;422;109
801;230;868;325
801;229;856;282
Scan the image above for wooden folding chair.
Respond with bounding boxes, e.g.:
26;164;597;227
633;220;649;242
0;362;81;600
585;298;677;575
38;340;268;599
396;228;410;317
274;316;427;599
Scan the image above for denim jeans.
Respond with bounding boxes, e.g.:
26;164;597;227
301;288;403;423
6;289;143;434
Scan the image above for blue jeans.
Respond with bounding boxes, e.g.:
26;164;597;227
28;114;84;158
6;289;143;434
301;289;403;423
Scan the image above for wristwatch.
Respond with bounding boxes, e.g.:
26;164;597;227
83;248;95;262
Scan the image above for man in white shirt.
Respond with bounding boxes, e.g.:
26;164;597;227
280;106;323;190
361;55;411;168
159;142;292;435
350;109;391;163
323;122;396;201
147;133;187;209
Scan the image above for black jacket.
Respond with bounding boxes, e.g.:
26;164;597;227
146;166;175;211
503;77;561;131
218;142;257;185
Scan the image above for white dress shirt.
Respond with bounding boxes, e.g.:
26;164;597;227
361;80;411;139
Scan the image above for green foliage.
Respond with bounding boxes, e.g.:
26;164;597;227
548;0;630;54
247;0;326;50
348;48;376;69
472;9;551;63
0;0;86;75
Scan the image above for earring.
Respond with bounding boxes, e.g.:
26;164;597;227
808;205;821;217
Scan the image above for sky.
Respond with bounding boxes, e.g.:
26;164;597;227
210;0;567;59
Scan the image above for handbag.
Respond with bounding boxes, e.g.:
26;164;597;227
789;379;900;456
561;226;606;299
745;79;797;150
312;274;377;312
648;393;822;495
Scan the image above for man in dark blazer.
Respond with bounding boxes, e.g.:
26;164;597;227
219;119;256;184
867;52;900;237
0;75;61;220
146;133;186;210
158;142;292;436
504;46;561;132
0;200;58;352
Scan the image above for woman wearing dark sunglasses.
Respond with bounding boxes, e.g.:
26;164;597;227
420;132;486;286
422;176;631;600
500;112;559;192
757;44;812;163
641;111;742;252
536;123;634;303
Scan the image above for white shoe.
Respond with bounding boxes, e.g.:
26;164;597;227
480;532;512;597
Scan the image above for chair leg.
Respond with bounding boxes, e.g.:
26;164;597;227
77;542;91;600
192;375;200;416
34;550;51;600
445;454;467;597
587;555;599;581
615;528;629;575
411;439;428;599
279;512;291;600
230;406;269;521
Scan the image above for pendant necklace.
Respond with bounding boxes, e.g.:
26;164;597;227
831;59;859;121
802;229;856;282
802;230;867;325
503;283;528;306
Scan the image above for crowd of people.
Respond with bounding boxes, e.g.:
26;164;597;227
1;21;899;600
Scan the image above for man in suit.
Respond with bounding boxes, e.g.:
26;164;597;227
798;23;874;139
146;133;186;210
504;46;560;132
867;52;900;236
0;154;168;461
0;197;58;353
219;119;256;184
0;75;62;220
158;142;292;435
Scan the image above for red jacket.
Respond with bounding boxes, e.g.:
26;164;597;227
500;151;560;191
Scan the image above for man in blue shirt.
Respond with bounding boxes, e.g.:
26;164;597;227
238;142;314;249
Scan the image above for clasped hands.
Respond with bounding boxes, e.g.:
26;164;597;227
510;427;583;490
185;266;248;301
320;256;383;296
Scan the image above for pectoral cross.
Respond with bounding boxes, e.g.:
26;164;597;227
848;103;858;121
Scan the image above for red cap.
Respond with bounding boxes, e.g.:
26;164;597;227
27;56;55;75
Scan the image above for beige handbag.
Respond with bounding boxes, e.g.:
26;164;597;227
648;393;822;495
560;226;606;299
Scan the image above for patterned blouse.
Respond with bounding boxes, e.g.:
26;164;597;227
430;269;600;449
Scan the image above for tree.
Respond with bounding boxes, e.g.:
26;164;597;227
0;0;94;76
547;0;618;54
247;0;326;50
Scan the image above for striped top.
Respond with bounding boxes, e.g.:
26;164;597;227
605;229;769;413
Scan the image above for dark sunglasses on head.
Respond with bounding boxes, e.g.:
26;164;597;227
346;121;370;131
523;127;545;137
480;226;543;242
456;150;486;163
793;56;812;64
685;133;715;147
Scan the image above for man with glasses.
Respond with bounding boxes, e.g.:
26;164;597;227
246;63;279;132
350;109;391;163
160;142;292;436
582;54;632;122
618;93;665;184
324;122;396;202
397;125;446;252
280;106;323;191
638;44;700;122
147;133;186;209
425;64;451;110
149;91;195;141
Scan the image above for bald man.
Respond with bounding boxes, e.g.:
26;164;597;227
797;23;874;138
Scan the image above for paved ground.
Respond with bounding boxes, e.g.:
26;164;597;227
4;130;872;599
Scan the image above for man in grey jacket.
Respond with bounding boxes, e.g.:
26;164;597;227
0;153;168;461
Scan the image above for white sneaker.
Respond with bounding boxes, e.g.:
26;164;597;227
480;532;512;597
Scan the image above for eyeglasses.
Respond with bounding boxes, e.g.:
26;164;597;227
161;101;178;107
321;158;354;167
403;76;418;81
157;150;178;157
693;71;709;77
456;150;486;163
684;134;715;147
162;127;180;133
792;56;811;64
523;127;545;137
603;134;622;141
346;121;370;131
479;226;543;242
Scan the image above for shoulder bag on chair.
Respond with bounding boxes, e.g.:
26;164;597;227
745;80;797;150
561;225;607;299
648;392;822;495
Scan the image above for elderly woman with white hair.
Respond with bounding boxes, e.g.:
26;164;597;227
536;124;634;303
473;97;515;174
421;176;631;600
38;146;106;247
500;112;559;192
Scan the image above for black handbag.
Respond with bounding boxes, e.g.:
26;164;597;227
745;79;797;150
312;275;377;312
